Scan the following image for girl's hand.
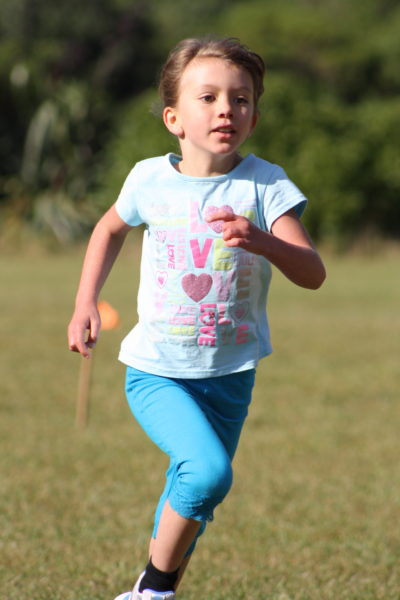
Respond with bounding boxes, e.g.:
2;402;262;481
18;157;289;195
206;209;266;255
206;207;326;289
68;303;101;358
67;205;132;358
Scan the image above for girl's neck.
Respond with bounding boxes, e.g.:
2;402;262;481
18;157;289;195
175;152;242;177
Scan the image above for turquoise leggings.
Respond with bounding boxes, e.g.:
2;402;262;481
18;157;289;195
125;366;256;554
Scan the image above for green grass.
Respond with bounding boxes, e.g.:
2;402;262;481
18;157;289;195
1;241;400;599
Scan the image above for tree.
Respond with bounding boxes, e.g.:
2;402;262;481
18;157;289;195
1;0;399;245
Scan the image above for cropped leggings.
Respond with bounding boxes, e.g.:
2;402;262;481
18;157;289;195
125;366;256;554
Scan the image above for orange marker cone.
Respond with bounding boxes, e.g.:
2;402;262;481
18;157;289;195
97;300;120;330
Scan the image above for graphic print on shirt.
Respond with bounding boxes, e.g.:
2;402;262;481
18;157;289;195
203;205;234;233
182;273;213;302
150;197;259;348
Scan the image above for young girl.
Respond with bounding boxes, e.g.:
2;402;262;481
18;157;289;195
68;37;326;600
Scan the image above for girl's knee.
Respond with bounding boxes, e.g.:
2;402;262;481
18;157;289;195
187;454;233;503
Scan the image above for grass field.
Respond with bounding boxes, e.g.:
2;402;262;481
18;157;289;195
1;240;399;599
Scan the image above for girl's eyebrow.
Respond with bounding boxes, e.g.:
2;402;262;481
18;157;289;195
195;84;253;93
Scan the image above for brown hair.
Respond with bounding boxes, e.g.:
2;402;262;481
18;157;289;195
158;37;265;109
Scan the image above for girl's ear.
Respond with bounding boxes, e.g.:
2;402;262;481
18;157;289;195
163;106;184;137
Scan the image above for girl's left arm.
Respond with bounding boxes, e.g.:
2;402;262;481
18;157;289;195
207;208;326;289
265;208;326;289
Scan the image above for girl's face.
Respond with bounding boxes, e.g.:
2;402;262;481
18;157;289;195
163;57;258;175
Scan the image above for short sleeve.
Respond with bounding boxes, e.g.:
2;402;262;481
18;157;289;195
115;165;144;226
263;165;307;231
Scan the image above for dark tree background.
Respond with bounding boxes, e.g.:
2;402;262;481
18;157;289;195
1;0;399;245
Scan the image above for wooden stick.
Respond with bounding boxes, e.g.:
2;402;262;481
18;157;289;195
74;300;119;428
75;353;94;429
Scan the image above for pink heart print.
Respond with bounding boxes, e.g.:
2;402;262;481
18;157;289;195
182;273;213;302
156;270;168;288
204;205;234;233
233;301;249;322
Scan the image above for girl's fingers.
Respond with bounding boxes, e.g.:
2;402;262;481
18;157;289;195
68;329;90;357
68;312;100;357
205;209;237;223
89;318;100;346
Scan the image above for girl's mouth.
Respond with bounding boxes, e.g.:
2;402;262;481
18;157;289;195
213;126;236;135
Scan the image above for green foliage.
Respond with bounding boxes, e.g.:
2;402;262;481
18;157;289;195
93;90;177;212
243;75;400;241
0;0;163;241
1;0;399;245
214;0;400;242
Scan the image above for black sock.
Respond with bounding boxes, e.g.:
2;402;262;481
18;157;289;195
139;558;179;593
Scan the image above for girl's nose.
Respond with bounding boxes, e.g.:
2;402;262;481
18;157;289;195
219;107;233;118
218;99;233;118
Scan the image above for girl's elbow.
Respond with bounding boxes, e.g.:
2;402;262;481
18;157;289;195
296;258;326;290
309;264;327;290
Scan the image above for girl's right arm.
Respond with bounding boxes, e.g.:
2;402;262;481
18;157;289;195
67;205;132;358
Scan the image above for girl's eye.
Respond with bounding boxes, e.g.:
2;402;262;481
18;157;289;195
201;94;215;103
235;96;249;105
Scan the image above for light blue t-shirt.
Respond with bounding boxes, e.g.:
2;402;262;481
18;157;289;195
115;153;307;378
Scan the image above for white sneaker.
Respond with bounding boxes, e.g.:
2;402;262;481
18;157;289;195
113;572;176;600
135;591;175;600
